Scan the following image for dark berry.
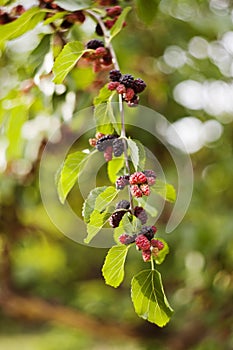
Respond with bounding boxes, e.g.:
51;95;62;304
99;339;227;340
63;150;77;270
135;234;151;251
86;39;104;50
129;172;147;185
102;51;112;65
130;185;143;198
120;74;134;88
112;138;124;157
109;210;126;228
119;233;136;245
133;78;147;93
140;226;155;241
96;23;104;36
105;18;117;29
127;94;139;107
116;175;130;190
134;206;147;224
142;250;151;262
116;200;130;210
96;134;117;151
109;69;122;82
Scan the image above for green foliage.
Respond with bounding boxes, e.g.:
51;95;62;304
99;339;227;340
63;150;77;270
0;7;46;45
127;138;139;171
102;245;130;288
94;102;115;135
53;41;87;84
109;6;132;42
134;139;146;171
121;213;142;234
107;156;125;183
135;0;159;25
83;186;118;243
56;151;89;204
43;11;68;25
29;34;51;68
55;0;93;11
131;269;173;327
152;180;176;202
153;239;169;265
136;197;158;217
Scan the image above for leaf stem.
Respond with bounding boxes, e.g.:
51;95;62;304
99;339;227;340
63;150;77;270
151;256;155;271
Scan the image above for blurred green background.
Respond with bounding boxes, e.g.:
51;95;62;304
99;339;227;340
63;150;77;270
0;0;233;349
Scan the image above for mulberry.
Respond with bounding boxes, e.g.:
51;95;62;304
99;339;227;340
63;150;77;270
151;239;164;250
135;234;151;251
116;200;130;210
109;210;126;228
116;84;126;94
130;184;143;198
112;138;124;157
143;170;156;185
140;226;155;240
109;69;122;82
106;5;122;17
140;183;150;196
142;250;151;262
108;81;120;91
134;206;147;224
119;233;137;245
124;88;135;102
129;172;147;185
86;39;104;50
133;78;147;93
96;134;117;152
104;146;113;162
116;175;130;190
120;74;134;88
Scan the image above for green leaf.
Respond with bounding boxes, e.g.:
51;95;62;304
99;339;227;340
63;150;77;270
6;105;28;160
131;269;173;327
29;34;51;68
82;186;108;223
102;245;130;288
0;7;46;45
127;138;139;171
152;180;176;202
57;151;88;203
43;11;68;25
53;41;86;84
85;208;114;244
94;103;115;135
135;0;159;25
94;84;113;106
122;213;141;234
136;197;158;217
134;139;146;170
153;239;169;265
54;0;92;11
95;186;118;212
110;6;131;41
107;156;125;183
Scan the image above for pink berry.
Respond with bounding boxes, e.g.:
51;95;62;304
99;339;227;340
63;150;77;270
116;84;126;94
104;146;113;161
129;172;147;185
142;250;151;262
130;184;143;198
151;239;164;250
140;184;150;196
95;46;107;57
107;81;119;91
135;234;151;251
124;88;135;101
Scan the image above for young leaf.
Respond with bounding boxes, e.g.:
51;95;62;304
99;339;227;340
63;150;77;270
153;239;169;265
152;180;176;202
57;151;88;204
29;34;51;68
135;0;159;25
55;0;92;11
107;156;125;183
110;6;132;41
102;245;130;288
127;138;139;171
94;103;115;135
0;7;46;44
82;186;108;223
94;186;118;212
53;41;86;84
131;269;173;327
85;208;114;244
43;11;68;25
122;213;141;234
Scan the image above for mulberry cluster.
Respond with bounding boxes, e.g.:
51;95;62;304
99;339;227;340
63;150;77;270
134;206;147;224
129;171;156;198
95;5;125;35
108;200;130;228
89;132;124;162
119;225;163;262
0;5;25;24
108;70;146;106
84;39;112;72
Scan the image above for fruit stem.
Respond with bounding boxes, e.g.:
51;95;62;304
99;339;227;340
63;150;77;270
151;256;155;271
86;9;134;211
